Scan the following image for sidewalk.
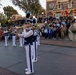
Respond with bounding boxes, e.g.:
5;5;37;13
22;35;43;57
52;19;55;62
41;38;76;47
0;67;19;75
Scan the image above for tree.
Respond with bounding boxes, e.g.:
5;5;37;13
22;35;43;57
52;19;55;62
11;0;45;16
0;13;7;26
3;6;18;19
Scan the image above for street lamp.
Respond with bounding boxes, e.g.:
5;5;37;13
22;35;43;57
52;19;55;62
42;12;44;15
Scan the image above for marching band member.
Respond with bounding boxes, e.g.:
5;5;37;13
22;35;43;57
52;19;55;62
37;26;41;46
33;16;37;26
30;14;33;25
11;27;17;46
19;28;24;47
16;22;34;74
3;28;9;46
26;11;31;23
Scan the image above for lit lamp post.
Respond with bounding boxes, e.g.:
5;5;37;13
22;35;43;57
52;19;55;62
42;12;44;15
42;12;44;23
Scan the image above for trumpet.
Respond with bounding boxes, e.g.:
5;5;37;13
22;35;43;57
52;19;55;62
32;25;38;30
15;26;23;29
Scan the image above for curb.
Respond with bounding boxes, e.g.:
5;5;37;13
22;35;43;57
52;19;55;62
41;40;76;48
41;42;76;48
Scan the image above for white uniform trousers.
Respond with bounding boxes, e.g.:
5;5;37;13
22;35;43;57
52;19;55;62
19;37;24;47
12;36;16;46
5;36;8;46
32;42;37;62
37;36;40;46
25;44;34;73
23;38;24;45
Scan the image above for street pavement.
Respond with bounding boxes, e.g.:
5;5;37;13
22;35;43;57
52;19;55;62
0;41;76;75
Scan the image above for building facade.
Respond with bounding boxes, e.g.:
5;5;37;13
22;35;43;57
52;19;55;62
46;0;76;17
10;14;22;21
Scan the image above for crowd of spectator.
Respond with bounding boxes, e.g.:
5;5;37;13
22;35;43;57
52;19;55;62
41;16;75;39
0;16;75;41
